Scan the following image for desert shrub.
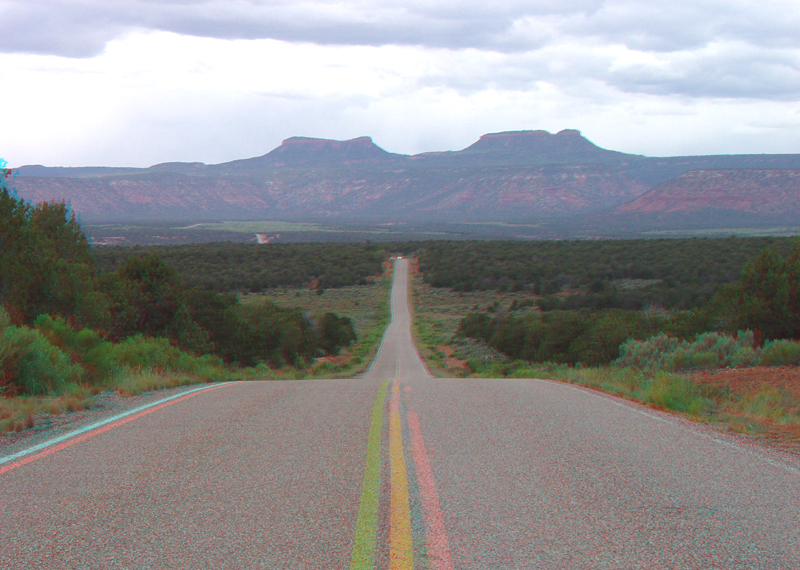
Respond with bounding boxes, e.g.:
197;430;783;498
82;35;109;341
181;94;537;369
689;351;719;369
465;358;487;374
537;295;565;311
567;310;661;366
458;308;664;366
0;306;10;332
232;300;318;367
313;360;336;374
1;325;83;395
456;312;494;342
111;335;182;369
112;335;223;375
184;287;240;356
534;311;587;363
617;331;759;371
760;339;800;366
317;312;357;356
34;315;120;383
616;333;680;370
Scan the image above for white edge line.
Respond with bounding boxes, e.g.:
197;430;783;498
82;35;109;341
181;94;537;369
0;382;236;465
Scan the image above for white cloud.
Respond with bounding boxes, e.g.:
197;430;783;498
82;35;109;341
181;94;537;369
2;1;800;166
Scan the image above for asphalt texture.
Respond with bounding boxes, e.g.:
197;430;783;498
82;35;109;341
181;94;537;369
2;258;799;569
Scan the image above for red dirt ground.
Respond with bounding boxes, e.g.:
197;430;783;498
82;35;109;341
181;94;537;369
438;345;468;372
687;366;800;456
688;366;800;399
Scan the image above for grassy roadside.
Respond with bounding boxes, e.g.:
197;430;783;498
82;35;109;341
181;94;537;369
1;265;394;437
0;362;272;436
410;262;800;455
409;259;532;376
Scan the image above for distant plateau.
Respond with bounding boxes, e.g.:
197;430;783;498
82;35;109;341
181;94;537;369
7;129;800;242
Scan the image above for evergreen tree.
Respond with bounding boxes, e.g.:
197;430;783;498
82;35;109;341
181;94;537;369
0;164;94;322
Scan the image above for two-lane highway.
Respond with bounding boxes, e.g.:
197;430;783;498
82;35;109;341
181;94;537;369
2;258;799;569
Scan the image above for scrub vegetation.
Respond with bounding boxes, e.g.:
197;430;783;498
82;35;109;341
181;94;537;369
0;167;393;434
411;241;800;451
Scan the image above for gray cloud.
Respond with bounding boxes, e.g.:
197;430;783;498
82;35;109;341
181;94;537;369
7;0;776;57
3;1;798;102
0;1;558;56
605;47;800;100
3;0;800;169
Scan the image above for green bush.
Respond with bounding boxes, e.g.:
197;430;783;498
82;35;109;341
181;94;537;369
34;315;119;382
317;312;357;356
456;312;494;342
616;333;679;370
0;306;10;332
689;351;719;369
1;325;83;395
0;307;16;395
617;331;760;371
112;334;223;375
740;386;799;425
761;339;800;366
569;310;660;366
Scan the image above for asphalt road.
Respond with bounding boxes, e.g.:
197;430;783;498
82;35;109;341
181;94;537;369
2;258;799;569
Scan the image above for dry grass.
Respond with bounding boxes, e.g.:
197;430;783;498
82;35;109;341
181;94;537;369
114;368;211;397
412;278;538;339
0;390;97;435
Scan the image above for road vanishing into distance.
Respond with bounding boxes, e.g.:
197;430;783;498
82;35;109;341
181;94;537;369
2;258;800;569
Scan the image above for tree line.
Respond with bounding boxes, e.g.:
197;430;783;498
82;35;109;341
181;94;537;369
417;238;797;311
455;241;800;367
92;242;385;292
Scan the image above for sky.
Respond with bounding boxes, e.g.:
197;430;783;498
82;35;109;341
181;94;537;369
2;0;800;168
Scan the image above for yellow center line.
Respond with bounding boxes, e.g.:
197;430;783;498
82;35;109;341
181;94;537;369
389;383;414;569
350;380;389;570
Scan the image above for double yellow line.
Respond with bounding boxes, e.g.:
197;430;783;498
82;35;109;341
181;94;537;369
350;379;452;570
349;379;414;569
350;380;388;569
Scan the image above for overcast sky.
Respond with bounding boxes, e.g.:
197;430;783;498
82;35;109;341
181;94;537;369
2;0;800;167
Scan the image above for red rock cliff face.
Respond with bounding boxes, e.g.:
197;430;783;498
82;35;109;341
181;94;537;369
8;175;272;219
618;170;800;215
407;166;648;214
9;131;800;225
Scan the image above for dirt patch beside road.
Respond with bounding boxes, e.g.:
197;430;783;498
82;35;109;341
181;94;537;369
438;345;468;372
688;366;800;456
689;366;800;398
